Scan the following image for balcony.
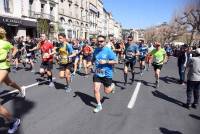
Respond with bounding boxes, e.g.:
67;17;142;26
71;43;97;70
68;0;72;3
29;10;55;21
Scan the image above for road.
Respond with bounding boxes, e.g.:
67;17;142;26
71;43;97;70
0;57;199;134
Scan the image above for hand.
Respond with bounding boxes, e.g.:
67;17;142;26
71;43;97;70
99;60;107;64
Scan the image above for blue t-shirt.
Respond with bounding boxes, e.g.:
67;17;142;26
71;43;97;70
165;47;173;54
66;43;74;54
138;45;148;58
125;44;139;62
93;47;117;78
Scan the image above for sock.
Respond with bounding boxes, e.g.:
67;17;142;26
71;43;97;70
98;102;102;106
124;73;127;83
132;72;135;81
48;75;52;82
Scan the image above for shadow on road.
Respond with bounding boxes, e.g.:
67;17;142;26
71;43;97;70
0;94;35;134
73;91;109;108
159;127;183;134
54;81;65;90
152;90;186;108
189;114;200;120
160;76;179;84
135;79;155;88
112;80;126;90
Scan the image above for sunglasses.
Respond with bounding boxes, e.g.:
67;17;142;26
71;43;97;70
98;40;104;43
128;40;132;41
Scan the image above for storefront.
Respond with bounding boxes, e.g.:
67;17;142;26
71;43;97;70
0;16;37;39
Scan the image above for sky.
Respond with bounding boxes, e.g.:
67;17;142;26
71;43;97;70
103;0;189;29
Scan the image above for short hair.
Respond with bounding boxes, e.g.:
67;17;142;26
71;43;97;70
0;27;6;39
97;35;106;40
58;33;66;38
128;36;133;39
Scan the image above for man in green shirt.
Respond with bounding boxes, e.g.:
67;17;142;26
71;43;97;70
150;42;166;88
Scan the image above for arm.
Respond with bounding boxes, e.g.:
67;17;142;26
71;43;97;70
184;52;188;67
29;41;41;51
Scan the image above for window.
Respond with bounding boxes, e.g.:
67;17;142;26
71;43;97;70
4;0;13;13
41;4;44;13
50;6;53;15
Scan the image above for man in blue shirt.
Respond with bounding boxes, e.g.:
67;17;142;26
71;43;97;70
124;36;139;85
93;35;118;113
138;40;148;76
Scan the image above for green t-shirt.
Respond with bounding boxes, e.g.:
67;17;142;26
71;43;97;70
151;48;166;65
0;40;13;69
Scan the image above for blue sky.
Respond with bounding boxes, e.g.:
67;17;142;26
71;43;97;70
103;0;188;29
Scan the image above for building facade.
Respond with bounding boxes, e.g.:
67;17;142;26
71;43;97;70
0;0;122;40
0;0;59;40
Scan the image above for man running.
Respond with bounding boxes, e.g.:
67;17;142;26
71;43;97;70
146;42;154;71
57;33;76;92
82;43;93;75
150;42;166;88
0;27;25;133
92;35;117;113
165;44;173;63
124;36;139;85
30;33;56;87
24;36;35;72
138;39;148;76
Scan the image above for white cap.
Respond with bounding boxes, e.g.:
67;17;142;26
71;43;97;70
196;48;200;54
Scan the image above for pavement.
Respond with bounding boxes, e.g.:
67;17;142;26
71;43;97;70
0;56;199;134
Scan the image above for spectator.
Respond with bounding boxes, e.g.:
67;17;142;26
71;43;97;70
186;48;200;109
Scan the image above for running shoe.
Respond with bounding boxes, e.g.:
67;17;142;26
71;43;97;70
8;118;21;134
49;82;55;88
93;104;102;113
65;86;72;93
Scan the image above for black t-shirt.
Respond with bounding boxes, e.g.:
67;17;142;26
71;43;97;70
25;42;34;54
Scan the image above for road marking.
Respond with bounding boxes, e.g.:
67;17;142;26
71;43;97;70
0;77;56;97
127;82;141;109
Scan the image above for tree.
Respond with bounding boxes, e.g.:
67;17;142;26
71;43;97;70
175;0;200;45
37;18;50;37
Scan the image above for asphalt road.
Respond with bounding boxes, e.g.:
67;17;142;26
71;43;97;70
0;57;199;134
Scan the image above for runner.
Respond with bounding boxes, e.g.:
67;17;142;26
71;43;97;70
146;42;154;71
124;36;139;86
72;39;82;75
57;33;76;92
92;35;117;113
138;39;148;76
165;44;173;63
30;33;56;87
0;27;25;133
24;36;35;72
82;43;93;75
150;42;166;88
12;37;24;72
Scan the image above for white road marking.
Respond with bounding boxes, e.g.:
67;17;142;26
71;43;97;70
0;77;56;97
127;82;141;109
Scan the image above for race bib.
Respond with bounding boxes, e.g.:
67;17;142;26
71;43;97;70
27;53;32;57
42;53;50;59
126;51;133;57
95;68;105;77
153;57;160;63
60;56;69;64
